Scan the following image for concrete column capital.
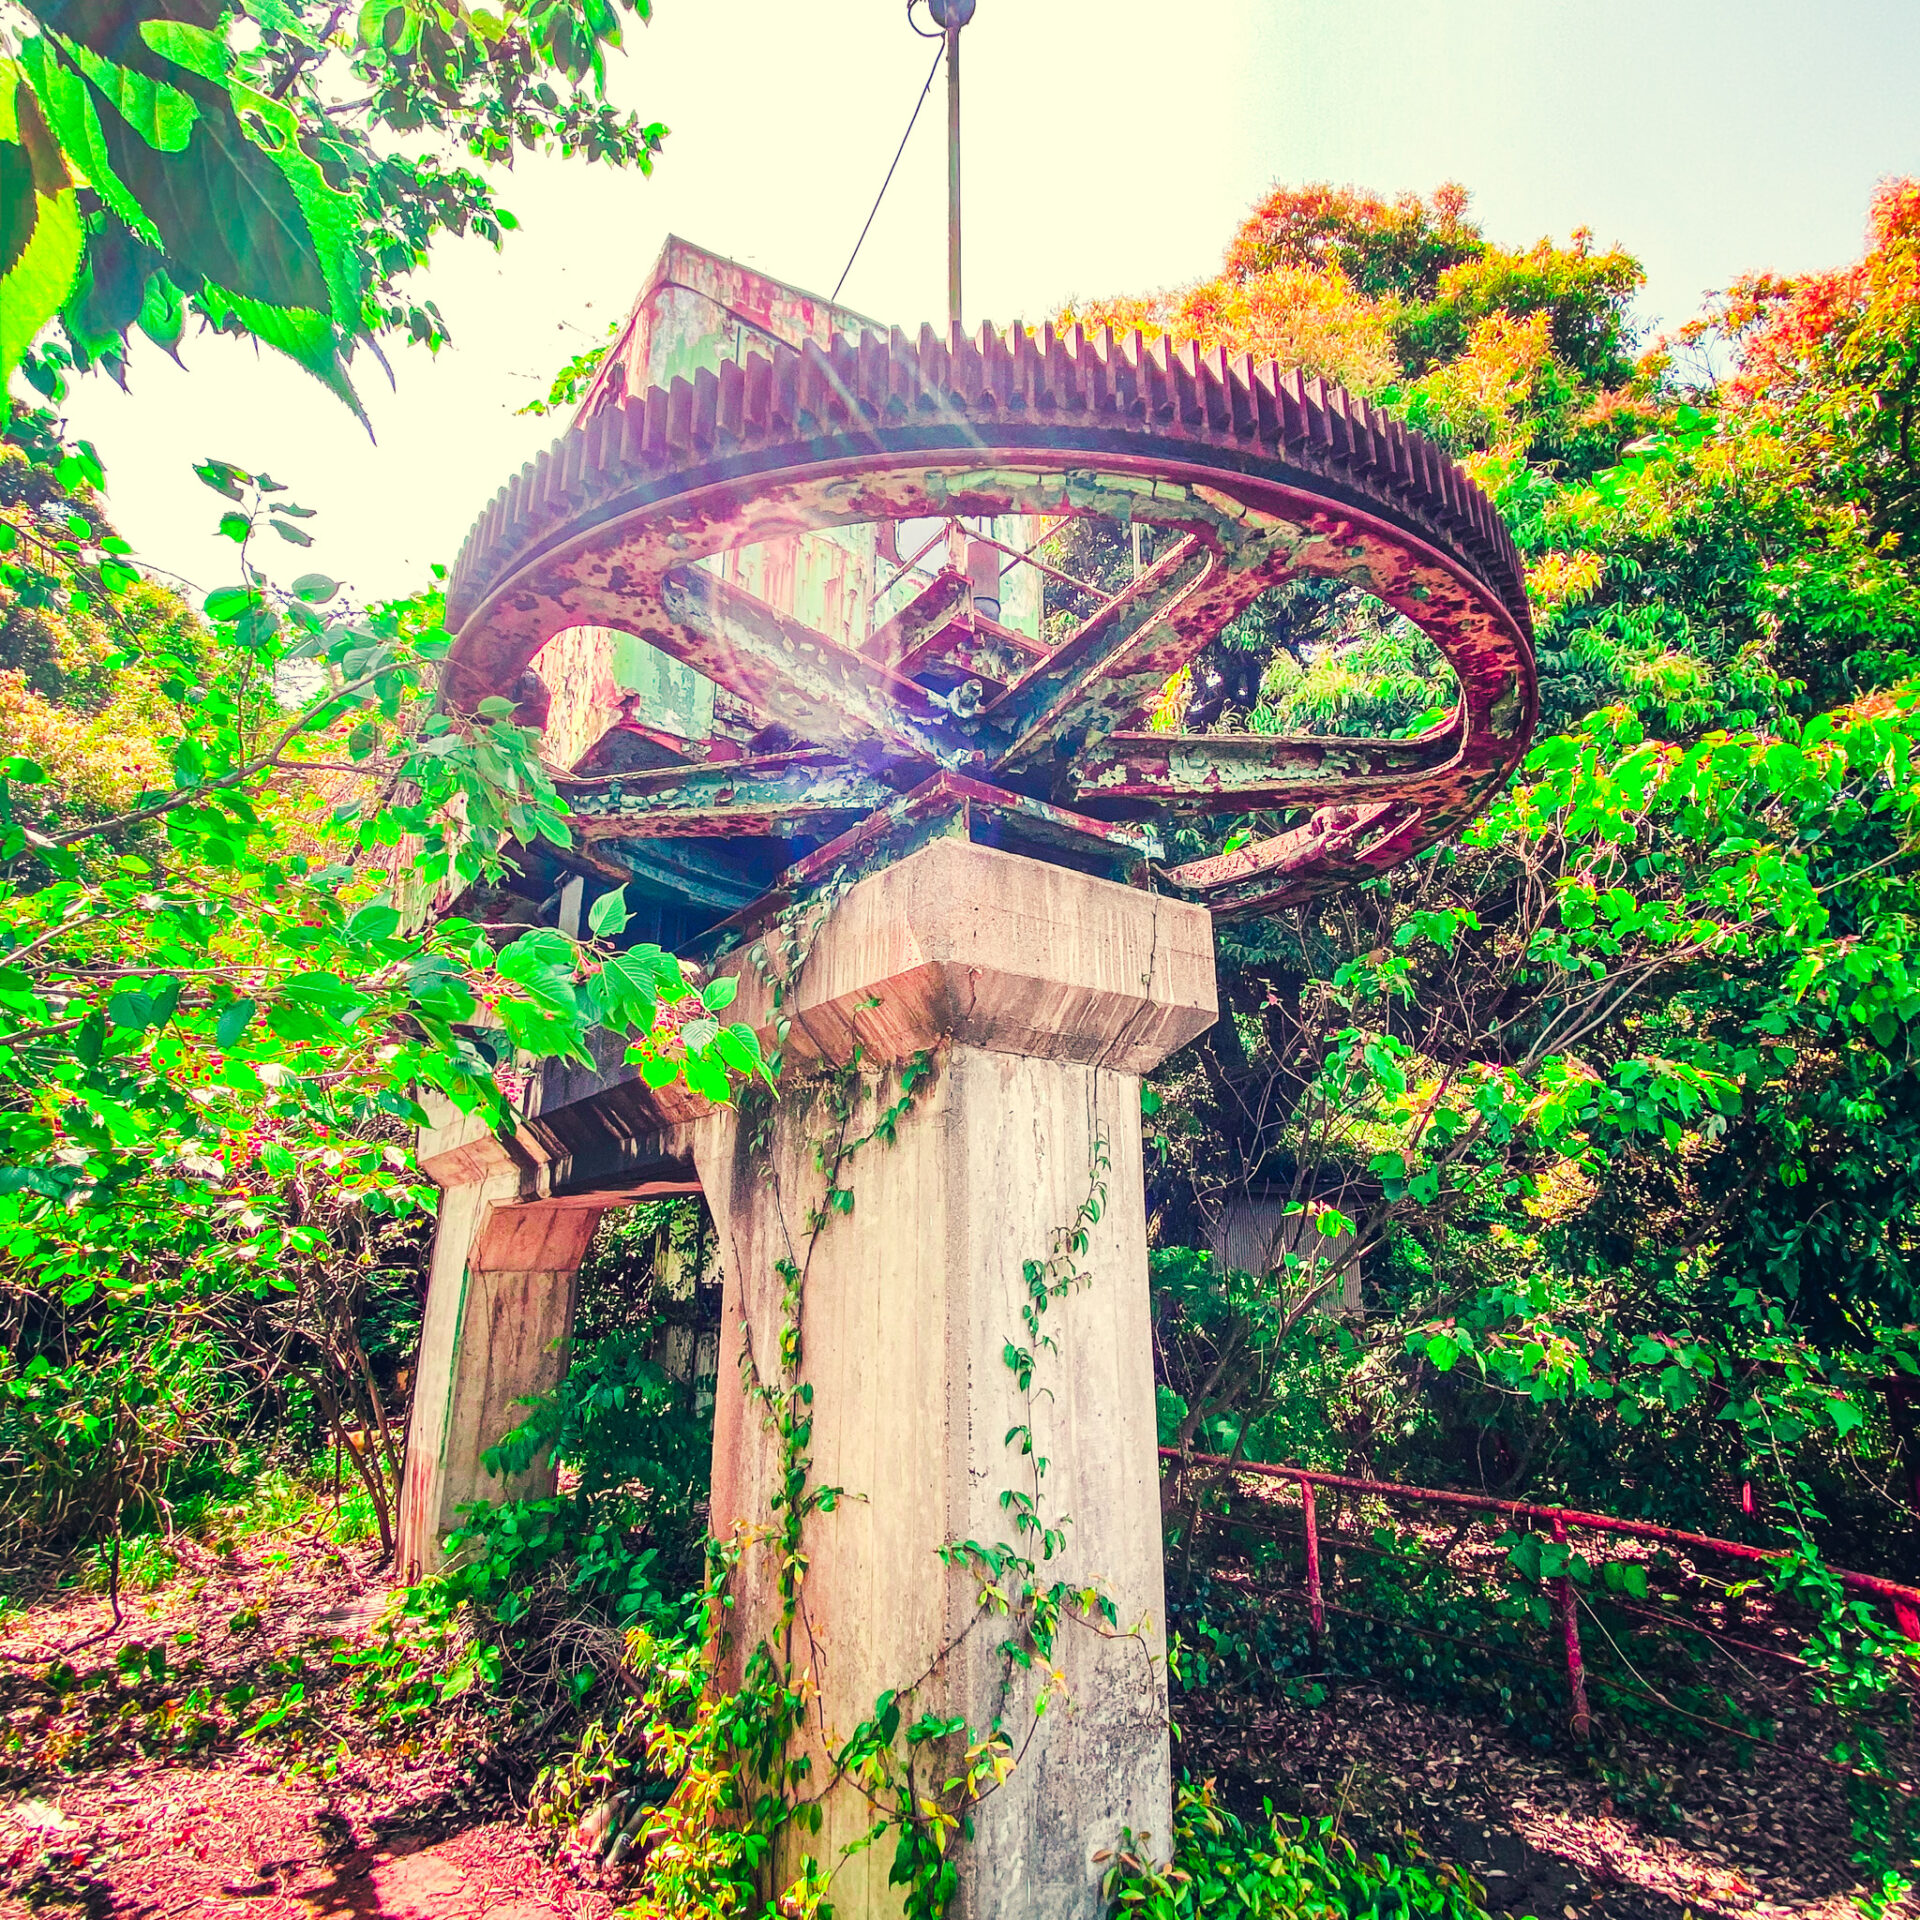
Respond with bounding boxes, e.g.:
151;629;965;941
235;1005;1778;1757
727;837;1217;1075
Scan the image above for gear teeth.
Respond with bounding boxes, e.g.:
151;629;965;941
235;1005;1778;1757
1306;376;1335;453
979;324;1010;408
614;399;643;475
1109;331;1137;417
855;331;884;416
1085;327;1112;415
1196;346;1228;432
1226;353;1256;438
1382;418;1415;494
951;328;982;408
1142;332;1166;415
1325;386;1355;463
829;334;861;424
740;352;770;436
912;327;939;412
666;376;695;457
578;412;606;501
1348;397;1381;477
1249;361;1279;447
717;359;745;442
1042;325;1074;411
448;315;1533;644
882;328;912;414
1006;324;1031;409
765;350;795;437
1166;339;1197;428
532;445;562;529
690;367;719;453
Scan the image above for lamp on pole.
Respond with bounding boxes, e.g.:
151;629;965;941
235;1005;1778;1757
927;0;974;338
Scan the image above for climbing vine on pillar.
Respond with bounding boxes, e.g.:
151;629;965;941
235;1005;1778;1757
534;1043;1153;1919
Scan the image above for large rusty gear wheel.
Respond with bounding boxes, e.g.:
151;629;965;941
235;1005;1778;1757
446;323;1535;921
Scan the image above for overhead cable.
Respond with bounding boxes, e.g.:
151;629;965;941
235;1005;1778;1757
831;40;945;306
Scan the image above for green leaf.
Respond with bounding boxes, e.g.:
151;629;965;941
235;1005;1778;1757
106;988;153;1031
204;585;255;619
498;996;585;1059
214;998;255;1046
39;21;368;406
282;970;367;1011
0;71;86;397
701;974;737;1012
136;265;184;350
194;458;248;501
593;951;662;1030
345;902;401;944
587;885;629;937
291;573;339;603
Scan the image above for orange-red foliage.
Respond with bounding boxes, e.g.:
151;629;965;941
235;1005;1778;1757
1062;264;1398;396
1224;182;1483;299
1721;177;1920;406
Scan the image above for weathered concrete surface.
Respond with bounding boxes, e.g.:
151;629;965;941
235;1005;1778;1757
724;834;1217;1076
396;1115;608;1581
698;839;1216;1917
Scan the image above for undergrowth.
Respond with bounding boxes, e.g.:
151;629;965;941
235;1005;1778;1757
1101;1780;1495;1920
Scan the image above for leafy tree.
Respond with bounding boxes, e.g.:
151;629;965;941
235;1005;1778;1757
0;0;700;1558
1;0;666;406
1069;182;1920;1554
0;461;769;1554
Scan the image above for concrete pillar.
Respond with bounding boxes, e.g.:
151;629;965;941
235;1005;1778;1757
396;1118;602;1580
695;838;1216;1918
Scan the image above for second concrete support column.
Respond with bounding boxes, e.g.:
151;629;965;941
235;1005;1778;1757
397;1178;600;1582
695;838;1217;1919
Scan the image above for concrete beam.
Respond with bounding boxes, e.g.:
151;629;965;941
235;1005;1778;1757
722;834;1217;1076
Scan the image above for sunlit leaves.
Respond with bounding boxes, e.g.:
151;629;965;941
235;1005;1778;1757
0;65;84;397
0;457;769;1364
4;0;667;411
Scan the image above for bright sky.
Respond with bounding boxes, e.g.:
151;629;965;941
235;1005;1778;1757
53;0;1920;607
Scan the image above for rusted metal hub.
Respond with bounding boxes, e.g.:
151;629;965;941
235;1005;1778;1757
445;323;1535;924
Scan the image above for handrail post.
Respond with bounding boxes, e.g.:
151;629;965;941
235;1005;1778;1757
1301;1475;1325;1645
1553;1514;1592;1740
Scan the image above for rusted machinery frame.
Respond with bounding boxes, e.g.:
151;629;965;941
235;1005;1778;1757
444;324;1536;917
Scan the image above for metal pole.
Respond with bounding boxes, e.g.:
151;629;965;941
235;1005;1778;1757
1301;1476;1325;1644
946;11;962;338
1552;1515;1592;1740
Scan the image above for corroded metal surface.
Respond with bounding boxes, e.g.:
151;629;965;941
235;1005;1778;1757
446;323;1536;920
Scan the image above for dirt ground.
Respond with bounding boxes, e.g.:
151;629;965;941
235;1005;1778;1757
1182;1674;1866;1920
0;1524;1895;1919
0;1532;599;1920
1;1772;610;1920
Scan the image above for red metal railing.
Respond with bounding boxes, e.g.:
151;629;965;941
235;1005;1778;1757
1163;1447;1920;1753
